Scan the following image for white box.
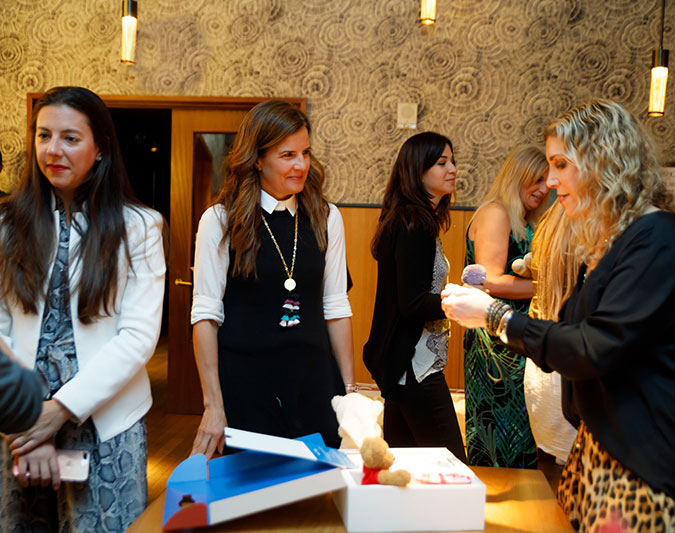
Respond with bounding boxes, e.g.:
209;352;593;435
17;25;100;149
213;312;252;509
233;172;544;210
333;448;485;532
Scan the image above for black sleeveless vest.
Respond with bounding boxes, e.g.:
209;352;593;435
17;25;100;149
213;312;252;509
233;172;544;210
218;210;330;358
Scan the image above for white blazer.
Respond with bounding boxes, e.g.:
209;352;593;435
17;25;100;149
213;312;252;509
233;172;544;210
0;204;166;442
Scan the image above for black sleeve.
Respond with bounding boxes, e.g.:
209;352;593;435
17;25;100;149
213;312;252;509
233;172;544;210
393;225;446;322
0;349;43;433
508;230;675;380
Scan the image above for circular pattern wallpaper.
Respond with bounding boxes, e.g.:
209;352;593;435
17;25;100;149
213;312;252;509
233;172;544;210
0;0;673;205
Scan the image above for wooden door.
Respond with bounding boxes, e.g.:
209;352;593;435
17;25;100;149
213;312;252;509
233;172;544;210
167;109;250;414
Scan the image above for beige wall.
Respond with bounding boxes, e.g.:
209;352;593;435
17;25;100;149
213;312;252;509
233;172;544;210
1;0;673;203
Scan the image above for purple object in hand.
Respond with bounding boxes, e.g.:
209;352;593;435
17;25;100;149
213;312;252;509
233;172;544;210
462;264;487;286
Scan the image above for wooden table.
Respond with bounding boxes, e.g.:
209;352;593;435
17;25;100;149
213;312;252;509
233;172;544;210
128;466;572;532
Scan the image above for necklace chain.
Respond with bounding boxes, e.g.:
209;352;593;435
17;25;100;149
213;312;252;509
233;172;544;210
261;211;298;281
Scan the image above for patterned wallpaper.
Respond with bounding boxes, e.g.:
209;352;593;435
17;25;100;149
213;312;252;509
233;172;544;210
1;0;673;205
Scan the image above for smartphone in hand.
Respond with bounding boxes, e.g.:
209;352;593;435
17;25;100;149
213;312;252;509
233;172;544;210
56;449;90;482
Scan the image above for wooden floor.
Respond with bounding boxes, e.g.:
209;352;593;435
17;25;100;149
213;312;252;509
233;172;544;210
144;336;562;503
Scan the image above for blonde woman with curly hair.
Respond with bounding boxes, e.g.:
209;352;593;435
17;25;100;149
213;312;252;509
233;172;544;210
190;100;354;458
463;145;549;468
442;99;674;530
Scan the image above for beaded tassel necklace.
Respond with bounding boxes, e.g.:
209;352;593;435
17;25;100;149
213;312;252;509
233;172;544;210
262;211;301;328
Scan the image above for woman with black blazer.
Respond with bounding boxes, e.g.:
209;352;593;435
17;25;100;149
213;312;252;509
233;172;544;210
363;132;466;461
442;100;675;530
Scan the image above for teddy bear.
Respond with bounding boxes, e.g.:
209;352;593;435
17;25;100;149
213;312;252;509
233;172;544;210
331;392;383;449
511;252;533;278
360;437;411;487
331;393;410;487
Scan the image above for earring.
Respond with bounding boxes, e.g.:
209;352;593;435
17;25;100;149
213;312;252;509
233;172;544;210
96;155;102;161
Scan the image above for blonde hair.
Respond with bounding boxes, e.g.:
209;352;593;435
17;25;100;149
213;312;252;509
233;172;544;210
473;145;549;241
543;99;672;264
529;203;581;320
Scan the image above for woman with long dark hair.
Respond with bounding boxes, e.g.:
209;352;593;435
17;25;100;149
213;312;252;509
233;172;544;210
190;100;354;458
0;86;165;531
363;132;466;461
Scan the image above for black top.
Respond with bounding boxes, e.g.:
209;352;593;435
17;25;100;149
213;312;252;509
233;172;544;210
363;219;446;397
508;211;675;498
219;209;329;356
0;347;43;433
217;210;343;446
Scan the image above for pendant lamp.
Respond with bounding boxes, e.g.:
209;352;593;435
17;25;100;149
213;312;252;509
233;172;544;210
421;0;436;25
648;0;669;116
121;0;138;64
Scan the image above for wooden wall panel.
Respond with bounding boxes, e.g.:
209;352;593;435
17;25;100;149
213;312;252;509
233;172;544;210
339;206;473;390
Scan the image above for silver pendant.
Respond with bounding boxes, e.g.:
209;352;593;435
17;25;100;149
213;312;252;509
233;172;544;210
284;278;296;291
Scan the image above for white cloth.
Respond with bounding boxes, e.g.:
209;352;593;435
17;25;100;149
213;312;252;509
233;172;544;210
191;190;352;325
524;358;577;463
0;205;166;442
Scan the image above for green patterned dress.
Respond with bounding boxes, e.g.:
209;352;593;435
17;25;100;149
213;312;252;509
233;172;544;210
463;226;537;468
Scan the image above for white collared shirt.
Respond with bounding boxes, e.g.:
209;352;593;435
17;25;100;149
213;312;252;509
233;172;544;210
191;190;352;325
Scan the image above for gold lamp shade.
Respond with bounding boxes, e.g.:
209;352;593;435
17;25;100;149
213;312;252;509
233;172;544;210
649;49;669;117
121;0;138;64
648;0;669;117
420;0;436;25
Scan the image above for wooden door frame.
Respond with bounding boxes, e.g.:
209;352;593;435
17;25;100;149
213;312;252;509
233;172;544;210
27;93;305;127
26;94;305;165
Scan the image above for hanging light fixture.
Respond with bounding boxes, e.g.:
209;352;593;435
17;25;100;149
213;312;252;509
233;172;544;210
121;0;138;64
648;0;669;117
420;0;436;25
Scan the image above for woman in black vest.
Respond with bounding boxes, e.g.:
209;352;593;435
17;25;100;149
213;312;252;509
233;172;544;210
363;132;466;461
190;100;355;458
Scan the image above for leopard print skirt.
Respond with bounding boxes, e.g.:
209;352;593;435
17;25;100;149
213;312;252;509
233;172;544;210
558;422;675;532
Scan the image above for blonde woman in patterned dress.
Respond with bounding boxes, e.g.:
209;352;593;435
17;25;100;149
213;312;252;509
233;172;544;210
0;87;165;532
462;145;549;468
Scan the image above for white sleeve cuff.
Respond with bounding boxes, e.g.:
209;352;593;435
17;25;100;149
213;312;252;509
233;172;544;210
191;295;225;325
323;293;352;320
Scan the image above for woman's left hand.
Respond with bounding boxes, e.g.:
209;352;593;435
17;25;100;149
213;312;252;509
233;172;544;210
12;440;61;490
441;283;495;328
7;399;72;456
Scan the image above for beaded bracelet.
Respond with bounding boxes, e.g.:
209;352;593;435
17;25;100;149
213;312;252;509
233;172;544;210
485;300;512;336
486;300;500;332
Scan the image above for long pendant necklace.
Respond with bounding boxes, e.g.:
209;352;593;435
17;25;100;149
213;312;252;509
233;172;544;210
262;211;300;328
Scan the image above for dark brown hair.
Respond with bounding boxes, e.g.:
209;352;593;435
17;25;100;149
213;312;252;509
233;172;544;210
0;86;140;324
214;99;329;278
371;131;454;258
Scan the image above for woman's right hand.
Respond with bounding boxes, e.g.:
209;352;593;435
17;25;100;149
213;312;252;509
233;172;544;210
12;440;61;490
190;406;227;460
441;283;494;328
